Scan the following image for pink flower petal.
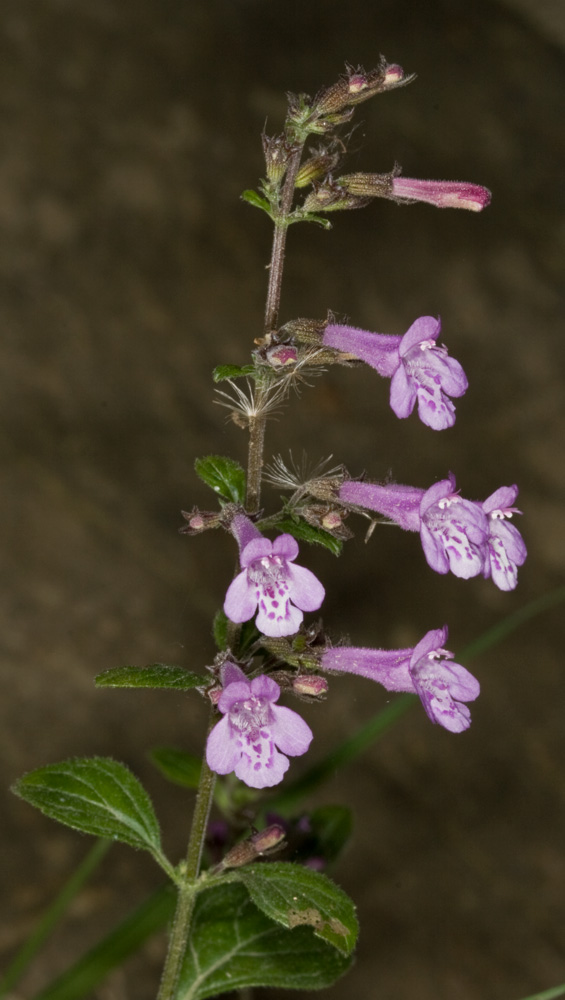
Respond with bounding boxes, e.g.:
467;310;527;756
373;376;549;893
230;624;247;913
223;570;258;623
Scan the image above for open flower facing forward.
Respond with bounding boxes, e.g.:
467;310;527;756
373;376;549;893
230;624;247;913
206;663;313;788
482;486;528;591
419;477;489;578
322;627;479;733
323;315;467;430
339;475;526;589
224;516;325;637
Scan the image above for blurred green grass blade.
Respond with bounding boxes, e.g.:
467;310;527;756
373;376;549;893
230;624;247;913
0;839;110;998
32;884;175;1000
270;695;416;814
516;987;565;1000
459;585;565;662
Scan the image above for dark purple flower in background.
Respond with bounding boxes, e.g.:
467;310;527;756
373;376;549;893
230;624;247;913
206;664;313;788
391;176;492;212
322;626;479;733
224;527;325;638
323;315;467;430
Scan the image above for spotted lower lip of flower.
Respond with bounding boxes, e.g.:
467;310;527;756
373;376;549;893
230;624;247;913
392;176;492;212
323;315;467;430
390;316;468;430
409;627;480;733
481;485;527;591
321;626;479;733
420;476;489;579
205;666;313;788
223;532;325;638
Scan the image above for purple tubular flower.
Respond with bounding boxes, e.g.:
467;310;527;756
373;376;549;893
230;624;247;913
224;518;325;637
323;316;467;430
339;479;424;532
481;486;527;591
322;627;479;733
339;475;526;589
206;663;313;788
392;176;492;212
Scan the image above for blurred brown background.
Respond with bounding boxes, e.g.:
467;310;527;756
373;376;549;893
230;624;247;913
2;1;564;998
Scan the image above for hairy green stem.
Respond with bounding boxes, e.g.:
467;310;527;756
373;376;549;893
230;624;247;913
156;723;217;1000
246;144;305;514
158;125;309;1000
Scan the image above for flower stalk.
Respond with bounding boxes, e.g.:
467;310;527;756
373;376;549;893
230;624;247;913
247;143;305;514
156;717;217;1000
158;122;308;999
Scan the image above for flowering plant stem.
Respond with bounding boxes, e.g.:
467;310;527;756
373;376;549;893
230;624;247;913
157;148;302;995
156;719;216;1000
246;143;304;514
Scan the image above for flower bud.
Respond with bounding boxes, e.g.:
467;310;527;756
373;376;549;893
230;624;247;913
295;148;340;188
218;824;287;871
265;344;298;367
207;684;223;705
262;133;294;184
250;823;287;854
383;64;406;86
313;60;414;115
292;674;329;698
301;503;353;540
179;508;222;535
391;176;492;212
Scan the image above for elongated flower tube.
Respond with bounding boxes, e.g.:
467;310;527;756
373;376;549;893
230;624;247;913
206;663;313;788
322;627;480;733
339;476;526;588
391;176;491;212
323;316;467;429
224;515;325;637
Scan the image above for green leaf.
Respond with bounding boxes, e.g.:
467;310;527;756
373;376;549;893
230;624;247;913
289;211;333;230
241;189;273;216
212;609;228;650
212;363;256;383
273;517;342;556
13;758;163;856
177;882;351;1000
148;747;202;789
224;862;357;956
95;664;204;691
33;884;175;1000
194;455;246;504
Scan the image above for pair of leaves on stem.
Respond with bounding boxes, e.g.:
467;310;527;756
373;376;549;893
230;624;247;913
12;756;357;997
